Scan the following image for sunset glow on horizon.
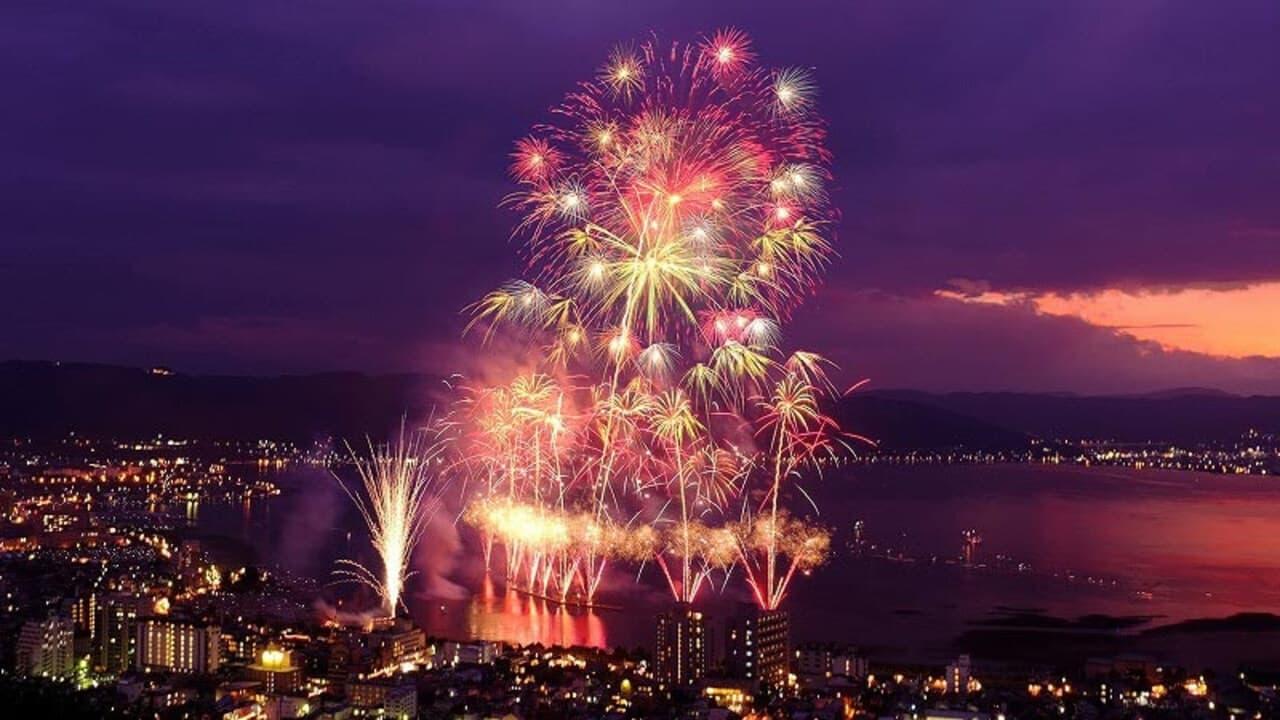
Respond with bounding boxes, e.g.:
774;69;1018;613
938;282;1280;360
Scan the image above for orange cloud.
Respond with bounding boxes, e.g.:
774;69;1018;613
937;282;1280;359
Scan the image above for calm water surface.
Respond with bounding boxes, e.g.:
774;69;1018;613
197;463;1280;662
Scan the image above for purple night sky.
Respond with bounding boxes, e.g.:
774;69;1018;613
4;1;1278;393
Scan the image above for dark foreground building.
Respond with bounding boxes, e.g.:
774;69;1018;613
726;603;790;690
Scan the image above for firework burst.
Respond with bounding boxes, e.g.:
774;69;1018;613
461;29;865;610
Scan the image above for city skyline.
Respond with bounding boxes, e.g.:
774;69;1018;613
4;1;1279;394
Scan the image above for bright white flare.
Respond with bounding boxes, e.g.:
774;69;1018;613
334;420;451;616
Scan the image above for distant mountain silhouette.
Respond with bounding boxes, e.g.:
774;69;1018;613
1120;387;1238;399
867;389;1280;443
0;361;443;441
1;361;1276;446
835;394;1030;451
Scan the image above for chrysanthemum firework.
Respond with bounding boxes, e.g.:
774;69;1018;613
463;29;866;610
476;29;834;354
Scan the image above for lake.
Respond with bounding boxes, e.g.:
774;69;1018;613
196;462;1280;666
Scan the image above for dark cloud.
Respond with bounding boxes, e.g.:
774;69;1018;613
795;289;1280;395
2;1;1277;388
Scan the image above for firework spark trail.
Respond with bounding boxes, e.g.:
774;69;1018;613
333;419;452;616
459;29;868;610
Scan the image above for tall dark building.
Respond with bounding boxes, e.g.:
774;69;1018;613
654;602;707;687
69;591;96;640
96;593;139;673
725;603;790;690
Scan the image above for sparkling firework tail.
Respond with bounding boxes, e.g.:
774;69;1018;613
333;418;451;616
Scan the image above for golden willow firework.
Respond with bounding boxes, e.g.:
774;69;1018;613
333;420;453;616
465;29;868;609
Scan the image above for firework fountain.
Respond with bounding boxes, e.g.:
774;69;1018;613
333;420;453;617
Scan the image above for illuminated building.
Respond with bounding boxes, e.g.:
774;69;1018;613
69;591;96;640
348;677;417;718
946;654;974;694
135;616;221;674
703;679;753;714
654;602;707;687
16;616;75;679
247;644;303;694
96;593;140;672
216;680;264;705
726;603;790;689
369;619;428;671
794;643;868;679
223;626;270;664
440;639;495;666
832;652;869;679
216;679;316;719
